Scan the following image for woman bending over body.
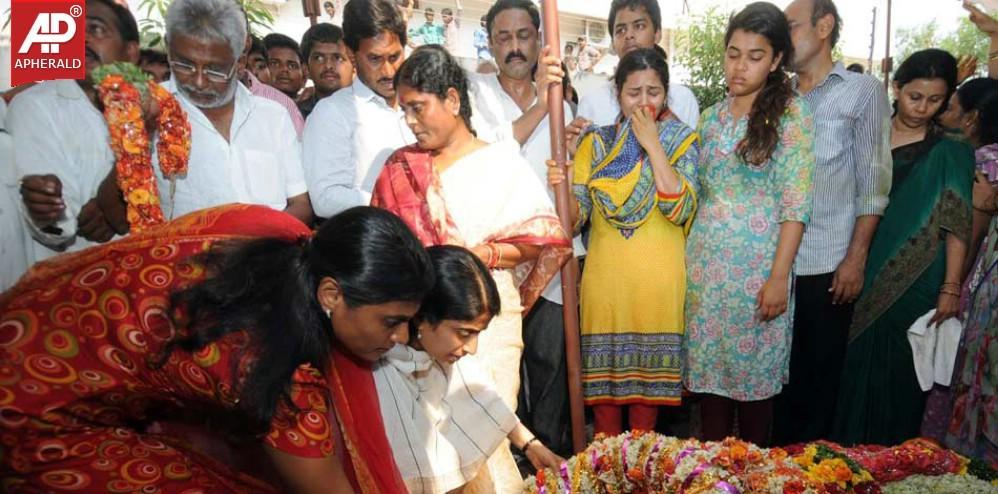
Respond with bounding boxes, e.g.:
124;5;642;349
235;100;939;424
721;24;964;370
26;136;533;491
0;205;434;493
375;245;564;493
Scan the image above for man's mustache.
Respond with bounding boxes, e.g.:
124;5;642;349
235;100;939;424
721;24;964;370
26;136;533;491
505;51;527;64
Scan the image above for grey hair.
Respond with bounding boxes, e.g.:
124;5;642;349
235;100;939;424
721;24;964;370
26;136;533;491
165;0;248;60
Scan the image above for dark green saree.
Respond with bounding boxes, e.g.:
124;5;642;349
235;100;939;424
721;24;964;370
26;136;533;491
832;132;974;446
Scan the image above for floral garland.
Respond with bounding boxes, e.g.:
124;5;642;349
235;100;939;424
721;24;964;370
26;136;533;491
791;444;878;493
93;62;190;232
527;431;818;494
527;433;997;494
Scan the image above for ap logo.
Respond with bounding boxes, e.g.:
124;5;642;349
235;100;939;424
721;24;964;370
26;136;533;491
10;0;86;86
18;11;80;54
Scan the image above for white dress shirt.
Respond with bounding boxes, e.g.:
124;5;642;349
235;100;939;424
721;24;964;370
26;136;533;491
577;78;700;129
156;80;307;220
466;71;583;305
0;98;29;290
303;77;415;218
7;80;116;263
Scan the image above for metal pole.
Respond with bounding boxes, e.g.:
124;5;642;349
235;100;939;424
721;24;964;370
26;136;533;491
883;0;893;88
868;7;877;73
541;0;586;454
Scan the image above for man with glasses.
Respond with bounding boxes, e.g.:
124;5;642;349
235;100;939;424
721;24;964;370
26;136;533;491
8;0;140;265
303;0;413;218
298;23;354;119
157;0;312;224
263;33;307;101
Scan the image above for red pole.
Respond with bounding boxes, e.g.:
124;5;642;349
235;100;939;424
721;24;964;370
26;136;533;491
541;0;586;454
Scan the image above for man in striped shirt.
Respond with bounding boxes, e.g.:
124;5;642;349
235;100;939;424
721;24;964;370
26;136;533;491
773;0;893;445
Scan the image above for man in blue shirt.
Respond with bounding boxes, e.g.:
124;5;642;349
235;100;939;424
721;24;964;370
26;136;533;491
774;0;892;445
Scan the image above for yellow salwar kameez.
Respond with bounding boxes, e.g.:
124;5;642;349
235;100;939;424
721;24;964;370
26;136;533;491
574;117;699;408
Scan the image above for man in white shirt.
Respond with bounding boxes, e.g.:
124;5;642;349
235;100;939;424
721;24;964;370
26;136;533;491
575;36;602;74
468;0;575;458
9;0;139;264
158;0;311;224
0;98;29;290
303;0;413;218
575;0;700;131
441;1;462;55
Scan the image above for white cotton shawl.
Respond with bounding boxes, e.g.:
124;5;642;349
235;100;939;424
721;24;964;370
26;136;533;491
374;344;519;494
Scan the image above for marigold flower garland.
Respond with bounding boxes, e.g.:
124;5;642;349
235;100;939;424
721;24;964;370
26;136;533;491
93;62;190;232
527;432;998;494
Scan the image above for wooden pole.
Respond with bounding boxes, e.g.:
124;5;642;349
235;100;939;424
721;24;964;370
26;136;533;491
302;0;319;26
540;0;586;454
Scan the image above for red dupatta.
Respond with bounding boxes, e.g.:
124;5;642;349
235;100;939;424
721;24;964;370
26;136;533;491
329;349;409;493
371;144;571;312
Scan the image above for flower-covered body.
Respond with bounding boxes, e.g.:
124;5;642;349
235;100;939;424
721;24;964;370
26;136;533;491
528;434;996;494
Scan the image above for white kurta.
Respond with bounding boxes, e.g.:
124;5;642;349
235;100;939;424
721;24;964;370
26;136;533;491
156;80;307;219
0;98;29;290
465;72;584;305
303;77;415;217
375;344;518;494
7;80;117;264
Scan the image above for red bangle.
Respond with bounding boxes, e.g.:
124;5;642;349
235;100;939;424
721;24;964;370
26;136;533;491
485;244;499;268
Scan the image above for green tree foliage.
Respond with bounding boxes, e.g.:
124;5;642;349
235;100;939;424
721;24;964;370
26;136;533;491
895;18;989;68
675;7;730;111
136;0;276;49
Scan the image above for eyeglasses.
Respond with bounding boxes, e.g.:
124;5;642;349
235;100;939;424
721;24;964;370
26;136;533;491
168;59;237;83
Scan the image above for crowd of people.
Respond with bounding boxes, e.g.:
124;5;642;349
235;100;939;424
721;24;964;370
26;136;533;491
1;0;997;492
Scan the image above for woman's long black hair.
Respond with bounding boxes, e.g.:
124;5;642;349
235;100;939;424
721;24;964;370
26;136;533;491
725;2;795;166
974;89;998;147
395;44;475;133
164;206;435;435
408;245;500;340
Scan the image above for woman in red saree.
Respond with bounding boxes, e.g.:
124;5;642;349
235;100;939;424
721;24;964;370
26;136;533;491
0;204;434;493
371;46;571;492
